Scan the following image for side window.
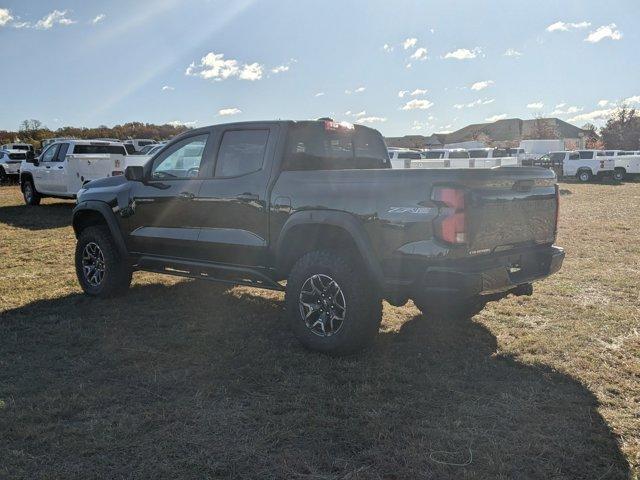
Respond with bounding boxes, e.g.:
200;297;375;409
55;143;69;162
215;129;269;177
579;151;594;160
569;153;580;160
41;145;59;162
151;134;208;180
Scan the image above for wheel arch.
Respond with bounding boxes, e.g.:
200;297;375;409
275;210;385;289
73;201;127;257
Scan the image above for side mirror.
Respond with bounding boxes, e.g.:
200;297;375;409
26;151;35;163
125;166;145;182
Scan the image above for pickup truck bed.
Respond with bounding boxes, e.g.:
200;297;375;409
72;120;564;354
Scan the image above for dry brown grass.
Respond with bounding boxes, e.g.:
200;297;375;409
0;181;638;479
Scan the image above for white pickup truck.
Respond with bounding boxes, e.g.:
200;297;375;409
411;148;470;168
538;150;614;182
0;149;27;181
605;150;640;181
20;140;128;205
467;148;519;168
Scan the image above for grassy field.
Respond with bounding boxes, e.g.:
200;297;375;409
0;181;638;479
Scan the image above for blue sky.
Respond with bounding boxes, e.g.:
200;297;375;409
1;0;638;136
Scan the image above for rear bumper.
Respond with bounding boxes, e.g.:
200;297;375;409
413;245;564;298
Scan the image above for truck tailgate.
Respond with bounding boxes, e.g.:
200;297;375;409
464;169;557;252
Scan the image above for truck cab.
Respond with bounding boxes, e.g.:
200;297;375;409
20;140;128;204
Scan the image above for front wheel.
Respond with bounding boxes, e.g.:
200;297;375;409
285;250;382;355
576;170;592;183
75;226;132;298
22;178;41;205
613;169;625;182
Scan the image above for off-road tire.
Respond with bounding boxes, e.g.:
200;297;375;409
613;168;625;182
285;250;382;355
0;167;7;184
413;295;487;319
577;170;592;183
22;178;41;205
75;226;132;298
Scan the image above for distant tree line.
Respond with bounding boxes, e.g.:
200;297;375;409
0;120;192;149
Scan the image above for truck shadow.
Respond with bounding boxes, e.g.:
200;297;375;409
0;280;630;479
0;202;73;230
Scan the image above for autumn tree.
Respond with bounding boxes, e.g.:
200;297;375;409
525;116;558;140
600;106;640;150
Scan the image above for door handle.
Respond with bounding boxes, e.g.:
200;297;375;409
45;165;51;169
57;166;64;169
179;191;195;200
237;193;259;201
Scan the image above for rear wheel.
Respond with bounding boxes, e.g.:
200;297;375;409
75;226;132;298
22;178;41;205
413;295;487;319
613;168;625;182
285;250;382;355
576;170;592;183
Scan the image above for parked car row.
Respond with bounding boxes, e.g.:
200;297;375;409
388;147;519;169
536;150;640;182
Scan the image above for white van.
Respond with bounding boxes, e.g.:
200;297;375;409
467;148;519;168
20;140;128;204
411;149;470;168
387;148;423;169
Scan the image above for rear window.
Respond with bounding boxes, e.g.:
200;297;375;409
579;151;594;159
12;145;30;151
215;129;269;177
449;151;470;159
493;148;507;158
423;151;444;159
282;123;389;171
398;152;422;159
73;144;127;155
468;149;488;158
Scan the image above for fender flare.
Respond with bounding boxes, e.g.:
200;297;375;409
73;201;128;257
275;210;385;289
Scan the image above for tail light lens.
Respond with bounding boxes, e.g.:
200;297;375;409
554;184;560;235
432;186;466;244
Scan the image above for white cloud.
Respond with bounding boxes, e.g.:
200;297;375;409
402;37;417;50
186;52;263;82
401;99;434;111
585;23;623;43
485;114;508;122
357;116;387;124
443;47;481;60
382;43;394;53
546;21;590;32
35;10;76;30
314;92;325;97
92;14;106;24
0;8;13;26
161;85;174;91
454;98;495;109
345;86;365;94
568;108;614;123
625;95;640;105
218;108;242;116
411;88;428;96
271;65;289;74
503;48;522;57
597;99;610;107
527;102;544;109
398;90;409;98
410;47;428;60
550;105;583;115
239;62;263;81
470;80;494;91
167;120;197;127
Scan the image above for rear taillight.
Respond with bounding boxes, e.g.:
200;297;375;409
432;186;466;244
554;184;560;235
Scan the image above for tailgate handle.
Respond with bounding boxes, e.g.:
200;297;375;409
513;179;534;192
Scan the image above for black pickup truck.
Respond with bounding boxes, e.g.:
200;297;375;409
72;120;564;354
